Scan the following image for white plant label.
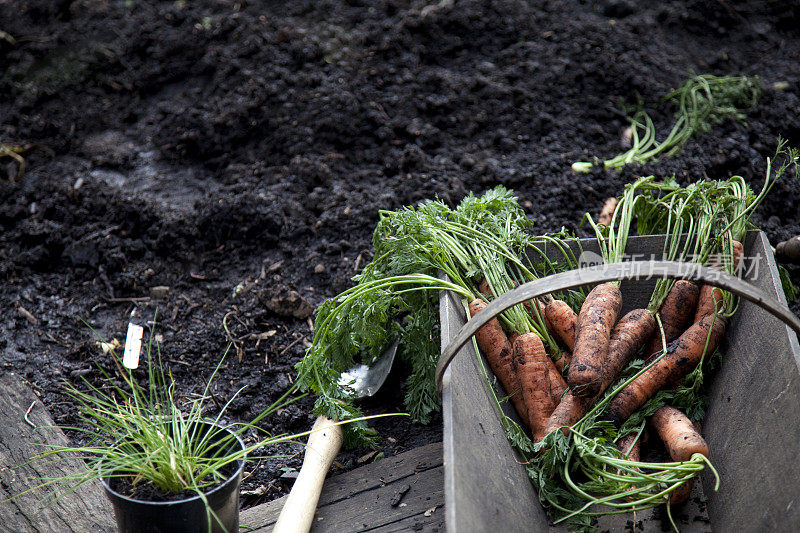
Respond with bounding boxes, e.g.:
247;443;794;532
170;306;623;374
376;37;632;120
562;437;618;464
123;322;144;369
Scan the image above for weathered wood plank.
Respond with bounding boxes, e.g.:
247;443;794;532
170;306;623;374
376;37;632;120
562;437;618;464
439;287;545;532
702;231;800;531
241;442;444;532
0;373;115;533
364;512;445;533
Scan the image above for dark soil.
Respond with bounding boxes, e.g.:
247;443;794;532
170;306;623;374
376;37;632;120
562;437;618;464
2;0;800;510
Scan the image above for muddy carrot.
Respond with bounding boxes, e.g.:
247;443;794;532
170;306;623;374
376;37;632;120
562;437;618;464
554;350;571;373
606;315;726;424
598;308;656;390
616;433;640;462
513;333;564;440
615;433;642;500
651;405;708;462
479;278;552;336
644;280;700;360
694;239;744;321
569;282;623;397
478;277;493;298
545;299;578;351
528;298;557;338
540;391;593;440
668;480;693;505
469;299;527;421
598;197;619;226
651;405;708;505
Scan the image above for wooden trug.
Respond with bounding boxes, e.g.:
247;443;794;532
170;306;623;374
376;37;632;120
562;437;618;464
440;230;800;532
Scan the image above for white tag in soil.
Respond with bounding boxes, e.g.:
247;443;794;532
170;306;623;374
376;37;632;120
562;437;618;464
123;322;144;369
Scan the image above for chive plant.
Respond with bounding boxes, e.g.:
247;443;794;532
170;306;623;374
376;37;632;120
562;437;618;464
15;325;356;531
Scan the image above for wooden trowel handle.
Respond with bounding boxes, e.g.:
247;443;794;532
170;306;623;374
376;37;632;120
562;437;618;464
272;415;343;533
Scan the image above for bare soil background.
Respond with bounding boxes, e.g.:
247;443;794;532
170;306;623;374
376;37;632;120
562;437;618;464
2;0;800;508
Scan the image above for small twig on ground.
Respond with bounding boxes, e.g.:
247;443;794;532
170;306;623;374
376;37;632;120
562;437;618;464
279;335;307;356
17;304;39;326
24;401;36;428
354;251;364;272
107;296;150;303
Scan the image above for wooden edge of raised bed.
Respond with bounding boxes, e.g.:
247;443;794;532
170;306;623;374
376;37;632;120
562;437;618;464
0;372;115;533
240;442;444;532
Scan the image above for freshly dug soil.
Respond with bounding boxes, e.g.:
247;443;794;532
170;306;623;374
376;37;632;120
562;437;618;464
2;0;800;509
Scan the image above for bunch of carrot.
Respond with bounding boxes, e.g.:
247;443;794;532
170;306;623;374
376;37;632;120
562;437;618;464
294;137;797;527
295;186;586;446
467;143;799;529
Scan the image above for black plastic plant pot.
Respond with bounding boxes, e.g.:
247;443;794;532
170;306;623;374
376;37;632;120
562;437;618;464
101;421;246;533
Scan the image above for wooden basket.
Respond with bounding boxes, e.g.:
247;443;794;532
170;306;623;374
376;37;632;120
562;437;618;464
438;230;800;532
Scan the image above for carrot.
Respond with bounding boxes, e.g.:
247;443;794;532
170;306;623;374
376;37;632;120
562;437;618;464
569;282;623;397
651;405;708;462
598;197;618;227
605;315;726;424
616;433;640;462
644;280;700;360
554;350;571;373
668;480;693;505
651;405;708;505
545;299;577;351
547;357;568;402
513;333;565;441
538;309;653;440
479;278;553;337
478;278;493;298
615;433;642;500
528;298;558;338
469;299;527;421
596;308;656;390
540;391;593;440
693;239;744;322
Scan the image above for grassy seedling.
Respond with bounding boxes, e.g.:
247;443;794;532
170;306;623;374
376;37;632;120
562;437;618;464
13;322;394;531
573;74;762;172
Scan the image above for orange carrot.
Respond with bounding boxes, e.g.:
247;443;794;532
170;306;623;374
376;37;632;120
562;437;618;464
669;480;693;505
616;433;640;462
569;283;623;397
478;278;493;297
540;391;593;440
651;405;708;505
616;433;642;500
528;298;557;338
538;309;653;440
513;333;564;441
478;278;552;336
469;299;527;421
598;197;618;226
644;280;700;360
554;350;571;373
596;308;656;391
650;405;708;462
545;299;577;351
694;239;744;322
606;315;726;424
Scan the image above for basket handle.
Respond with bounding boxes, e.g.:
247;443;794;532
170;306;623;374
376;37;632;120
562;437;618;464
436;260;800;393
